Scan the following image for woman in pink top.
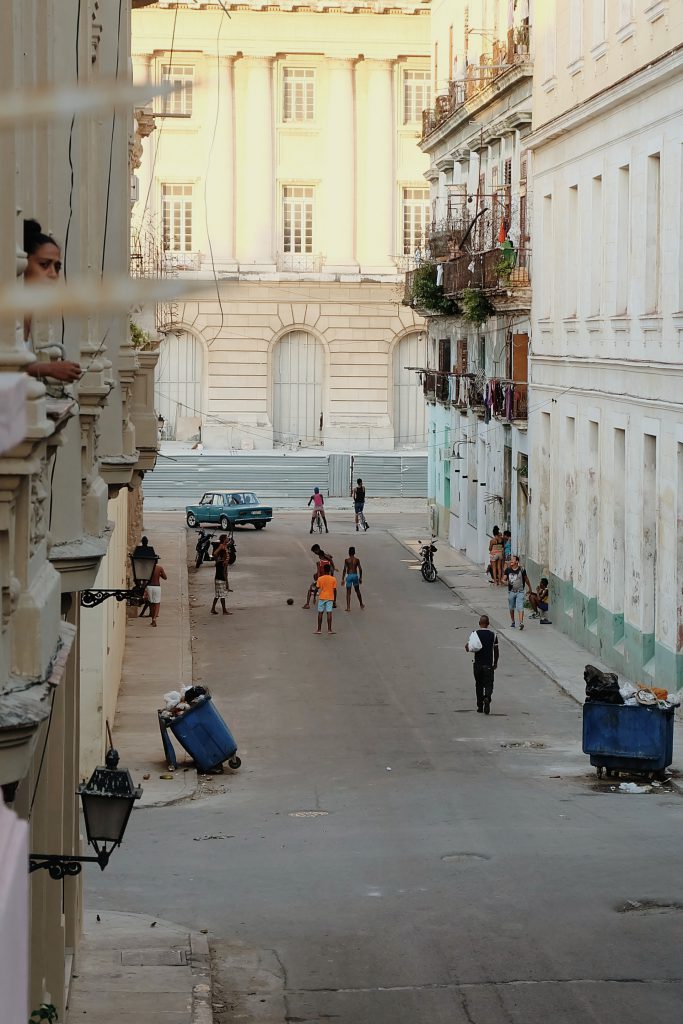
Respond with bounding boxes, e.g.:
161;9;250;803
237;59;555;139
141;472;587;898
307;486;328;533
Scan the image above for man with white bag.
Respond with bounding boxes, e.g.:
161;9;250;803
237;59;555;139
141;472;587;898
465;614;499;714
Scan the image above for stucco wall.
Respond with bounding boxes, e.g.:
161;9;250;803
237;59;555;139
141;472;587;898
528;12;683;690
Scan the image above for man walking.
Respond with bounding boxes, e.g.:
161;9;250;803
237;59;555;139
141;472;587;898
315;564;337;635
146;560;167;628
211;534;231;616
504;554;532;630
465;614;499;714
342;546;364;611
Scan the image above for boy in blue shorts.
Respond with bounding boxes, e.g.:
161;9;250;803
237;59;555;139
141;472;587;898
342;546;364;611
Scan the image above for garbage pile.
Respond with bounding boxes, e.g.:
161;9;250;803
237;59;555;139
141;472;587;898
584;665;680;710
160;685;209;722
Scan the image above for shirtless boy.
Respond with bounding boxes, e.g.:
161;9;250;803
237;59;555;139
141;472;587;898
342;547;364;611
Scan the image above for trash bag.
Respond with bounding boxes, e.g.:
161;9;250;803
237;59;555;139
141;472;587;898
584;664;623;704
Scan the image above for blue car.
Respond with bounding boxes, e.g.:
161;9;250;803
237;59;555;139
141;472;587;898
185;491;273;530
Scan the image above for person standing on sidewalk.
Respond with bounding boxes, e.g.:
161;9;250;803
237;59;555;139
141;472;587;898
504;554;532;630
146;561;167;627
465;614;499;714
211;535;231;616
489;526;505;585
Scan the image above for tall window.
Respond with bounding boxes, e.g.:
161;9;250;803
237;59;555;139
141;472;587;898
283;68;315;122
403;187;429;255
161;65;194;116
162;184;193;252
403;70;431;124
283;186;314;254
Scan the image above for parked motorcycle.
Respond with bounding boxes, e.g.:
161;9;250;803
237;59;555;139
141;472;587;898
195;529;215;569
419;539;438;582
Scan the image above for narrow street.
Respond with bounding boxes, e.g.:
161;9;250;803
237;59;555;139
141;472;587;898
90;513;683;1024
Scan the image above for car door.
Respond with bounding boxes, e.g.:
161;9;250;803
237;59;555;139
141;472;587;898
198;493;213;524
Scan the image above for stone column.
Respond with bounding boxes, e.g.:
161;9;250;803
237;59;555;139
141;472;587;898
324;58;357;272
359;59;395;273
234;56;275;270
204;55;237;271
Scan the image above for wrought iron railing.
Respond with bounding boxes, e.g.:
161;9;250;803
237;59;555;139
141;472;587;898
277;253;324;273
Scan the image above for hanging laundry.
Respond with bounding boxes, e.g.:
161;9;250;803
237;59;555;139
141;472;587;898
436;263;444;287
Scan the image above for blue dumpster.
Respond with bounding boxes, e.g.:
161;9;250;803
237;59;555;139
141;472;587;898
582;701;674;779
160;695;241;773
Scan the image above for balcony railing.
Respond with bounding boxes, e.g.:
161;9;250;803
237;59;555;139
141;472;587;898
493;381;528;422
423;371;437;400
277;253;324;273
443;247;531;295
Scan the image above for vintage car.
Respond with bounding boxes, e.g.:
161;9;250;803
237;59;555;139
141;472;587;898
185;491;273;530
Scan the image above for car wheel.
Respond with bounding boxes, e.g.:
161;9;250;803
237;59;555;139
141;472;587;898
220;515;230;530
186;512;197;527
254;522;266;529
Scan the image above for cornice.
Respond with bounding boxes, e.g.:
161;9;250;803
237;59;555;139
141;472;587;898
150;0;430;15
528;44;683;150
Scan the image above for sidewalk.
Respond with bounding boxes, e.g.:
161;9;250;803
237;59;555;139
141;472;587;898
391;532;631;706
114;515;198;808
66;911;212;1024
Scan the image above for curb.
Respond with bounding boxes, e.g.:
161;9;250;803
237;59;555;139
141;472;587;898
190;931;214;1024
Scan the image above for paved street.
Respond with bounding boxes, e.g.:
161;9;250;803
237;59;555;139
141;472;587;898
89;512;683;1024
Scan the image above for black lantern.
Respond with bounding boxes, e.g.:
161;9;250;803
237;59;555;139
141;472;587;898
29;748;142;879
80;553;158;608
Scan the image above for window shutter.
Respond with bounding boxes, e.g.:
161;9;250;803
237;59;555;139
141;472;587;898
512;334;528;382
456;338;468;373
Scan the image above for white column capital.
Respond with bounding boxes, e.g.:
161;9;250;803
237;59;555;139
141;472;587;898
239;55;275;68
327;57;358;71
362;58;395;72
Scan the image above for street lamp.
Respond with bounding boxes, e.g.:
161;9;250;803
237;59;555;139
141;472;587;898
29;748;142;879
80;552;158;609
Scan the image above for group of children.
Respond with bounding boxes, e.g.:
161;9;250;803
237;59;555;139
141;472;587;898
302;543;365;634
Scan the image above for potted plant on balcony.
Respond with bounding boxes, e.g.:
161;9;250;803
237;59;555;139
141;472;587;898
461;288;495;325
409;263;457;316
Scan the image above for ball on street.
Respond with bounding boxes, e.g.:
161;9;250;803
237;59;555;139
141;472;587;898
286;598;294;605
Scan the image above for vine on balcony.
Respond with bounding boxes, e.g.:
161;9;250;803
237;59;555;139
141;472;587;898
409;263;458;316
460;288;495;325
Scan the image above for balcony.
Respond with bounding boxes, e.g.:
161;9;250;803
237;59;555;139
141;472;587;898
276;253;324;273
421;80;466;141
492;381;528;423
443;247;531;298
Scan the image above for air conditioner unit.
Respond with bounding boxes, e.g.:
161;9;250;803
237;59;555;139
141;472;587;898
429;504;439;535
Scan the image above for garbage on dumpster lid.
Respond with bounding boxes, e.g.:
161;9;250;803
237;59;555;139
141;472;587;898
584;665;623;704
160;685;209;722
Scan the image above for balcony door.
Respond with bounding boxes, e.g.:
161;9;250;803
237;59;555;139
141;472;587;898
272;330;324;447
393;332;426;448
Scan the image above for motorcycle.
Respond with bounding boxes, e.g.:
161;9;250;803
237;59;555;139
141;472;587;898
195;529;215;569
419;539;438;582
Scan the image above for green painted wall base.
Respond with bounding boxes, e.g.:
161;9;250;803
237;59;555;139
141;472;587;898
526;559;683;693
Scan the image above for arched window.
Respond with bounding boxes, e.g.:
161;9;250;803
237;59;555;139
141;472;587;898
393;332;426;448
272;330;324;447
154;330;206;439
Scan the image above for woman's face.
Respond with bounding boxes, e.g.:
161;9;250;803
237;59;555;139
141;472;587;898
25;241;62;283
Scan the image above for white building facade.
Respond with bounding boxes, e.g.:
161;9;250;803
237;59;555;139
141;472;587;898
528;1;683;691
132;1;431;451
408;0;533;564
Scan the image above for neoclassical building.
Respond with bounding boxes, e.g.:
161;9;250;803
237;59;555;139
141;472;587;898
132;0;431;450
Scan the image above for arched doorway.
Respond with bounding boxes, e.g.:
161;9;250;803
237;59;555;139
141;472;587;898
154;330;206;439
272;330;324;447
393;332;426;448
